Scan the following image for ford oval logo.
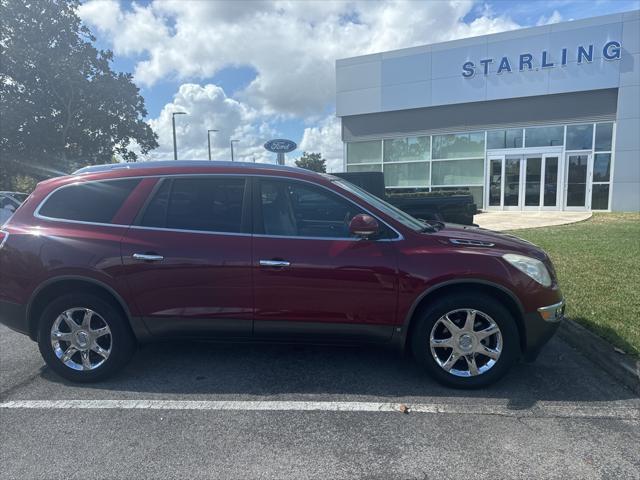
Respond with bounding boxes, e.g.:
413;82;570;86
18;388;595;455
264;139;297;153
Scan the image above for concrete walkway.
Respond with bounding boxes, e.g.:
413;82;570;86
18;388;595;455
474;211;592;231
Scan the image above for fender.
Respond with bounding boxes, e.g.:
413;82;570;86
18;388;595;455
26;275;151;341
392;278;525;351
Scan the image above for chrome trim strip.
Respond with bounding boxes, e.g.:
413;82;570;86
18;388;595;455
132;253;164;262
450;238;495;247
0;230;8;249
33;173;405;242
128;225;252;237
259;260;290;267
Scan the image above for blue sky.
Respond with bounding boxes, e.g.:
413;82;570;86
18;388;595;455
80;0;639;167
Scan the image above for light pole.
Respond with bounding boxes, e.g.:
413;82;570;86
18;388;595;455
207;129;218;161
172;111;187;160
230;139;239;162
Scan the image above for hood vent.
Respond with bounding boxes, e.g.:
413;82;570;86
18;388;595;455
450;238;495;248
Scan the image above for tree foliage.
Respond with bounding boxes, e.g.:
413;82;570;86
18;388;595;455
295;151;326;173
0;0;158;189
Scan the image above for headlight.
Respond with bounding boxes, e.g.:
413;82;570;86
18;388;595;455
502;253;552;287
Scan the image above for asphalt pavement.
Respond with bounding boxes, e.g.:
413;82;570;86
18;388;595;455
1;324;638;479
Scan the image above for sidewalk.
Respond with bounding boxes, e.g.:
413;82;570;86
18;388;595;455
474;211;592;231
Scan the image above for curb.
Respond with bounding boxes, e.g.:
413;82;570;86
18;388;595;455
558;319;640;396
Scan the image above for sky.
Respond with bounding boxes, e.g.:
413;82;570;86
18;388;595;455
78;0;640;172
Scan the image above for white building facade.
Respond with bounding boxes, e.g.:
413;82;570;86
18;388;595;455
336;10;640;211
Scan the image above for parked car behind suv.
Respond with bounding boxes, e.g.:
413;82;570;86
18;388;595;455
0;161;564;388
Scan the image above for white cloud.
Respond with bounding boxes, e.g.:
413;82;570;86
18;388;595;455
139;83;276;163
298;116;343;172
80;0;521;117
80;1;525;166
536;10;563;26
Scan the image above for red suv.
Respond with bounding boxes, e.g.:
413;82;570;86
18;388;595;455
0;161;564;388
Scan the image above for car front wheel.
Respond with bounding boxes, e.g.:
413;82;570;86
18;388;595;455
37;294;135;382
411;293;520;389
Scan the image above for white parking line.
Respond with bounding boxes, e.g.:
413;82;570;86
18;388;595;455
1;400;638;419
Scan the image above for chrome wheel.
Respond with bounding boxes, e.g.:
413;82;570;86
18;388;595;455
50;308;112;371
429;308;503;378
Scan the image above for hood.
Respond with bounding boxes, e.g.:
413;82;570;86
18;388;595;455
431;223;548;260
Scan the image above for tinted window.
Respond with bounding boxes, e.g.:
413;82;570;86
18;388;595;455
595;122;613;151
38;179;140;224
566;124;593;150
487;129;523;149
260;180;366;238
525;126;564;147
141;177;245;233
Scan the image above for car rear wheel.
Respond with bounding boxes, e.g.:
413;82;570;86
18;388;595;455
37;294;135;382
411;293;520;389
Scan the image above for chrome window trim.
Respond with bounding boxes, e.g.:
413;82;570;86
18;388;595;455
128;224;251;238
33;173;405;241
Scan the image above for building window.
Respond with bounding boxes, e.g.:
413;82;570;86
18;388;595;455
593;153;611;182
591;122;613;210
384;162;429;187
432;132;485;159
382;136;430;187
524;126;564;147
487;129;523;149
595;122;613;151
383;136;430;162
431;158;484;185
566;124;594;150
346;163;382;173
346;140;382;164
591;184;610;210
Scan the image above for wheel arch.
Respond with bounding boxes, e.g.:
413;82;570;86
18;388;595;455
26;276;146;342
399;280;526;354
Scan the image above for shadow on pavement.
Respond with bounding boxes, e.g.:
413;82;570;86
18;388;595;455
38;335;638;407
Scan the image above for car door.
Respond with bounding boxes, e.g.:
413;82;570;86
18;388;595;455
120;175;253;337
252;177;399;343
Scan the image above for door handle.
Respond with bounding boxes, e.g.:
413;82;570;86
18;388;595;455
133;253;164;262
259;259;290;267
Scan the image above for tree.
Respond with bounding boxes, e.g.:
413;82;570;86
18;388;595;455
295;152;326;173
0;0;158;189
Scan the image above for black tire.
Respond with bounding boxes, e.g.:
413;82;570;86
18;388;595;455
410;293;520;389
37;293;136;382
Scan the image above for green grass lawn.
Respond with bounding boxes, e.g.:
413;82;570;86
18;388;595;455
511;213;640;357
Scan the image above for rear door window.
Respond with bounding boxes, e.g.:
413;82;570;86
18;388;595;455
38;179;141;224
139;177;246;234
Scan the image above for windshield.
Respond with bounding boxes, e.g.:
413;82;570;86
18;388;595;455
332;178;426;232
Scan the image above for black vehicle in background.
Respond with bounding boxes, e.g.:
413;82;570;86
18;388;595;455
332;172;477;225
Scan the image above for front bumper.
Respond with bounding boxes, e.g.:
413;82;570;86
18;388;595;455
0;300;29;336
522;299;565;361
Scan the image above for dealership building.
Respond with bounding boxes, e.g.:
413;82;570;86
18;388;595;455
336;10;639;211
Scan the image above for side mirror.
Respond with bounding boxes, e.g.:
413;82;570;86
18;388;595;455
349;214;380;239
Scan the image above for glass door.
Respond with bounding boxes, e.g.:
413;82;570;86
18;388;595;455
523;156;542;209
503;156;521;209
542;155;560;209
487;156;504;209
564;153;591;210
